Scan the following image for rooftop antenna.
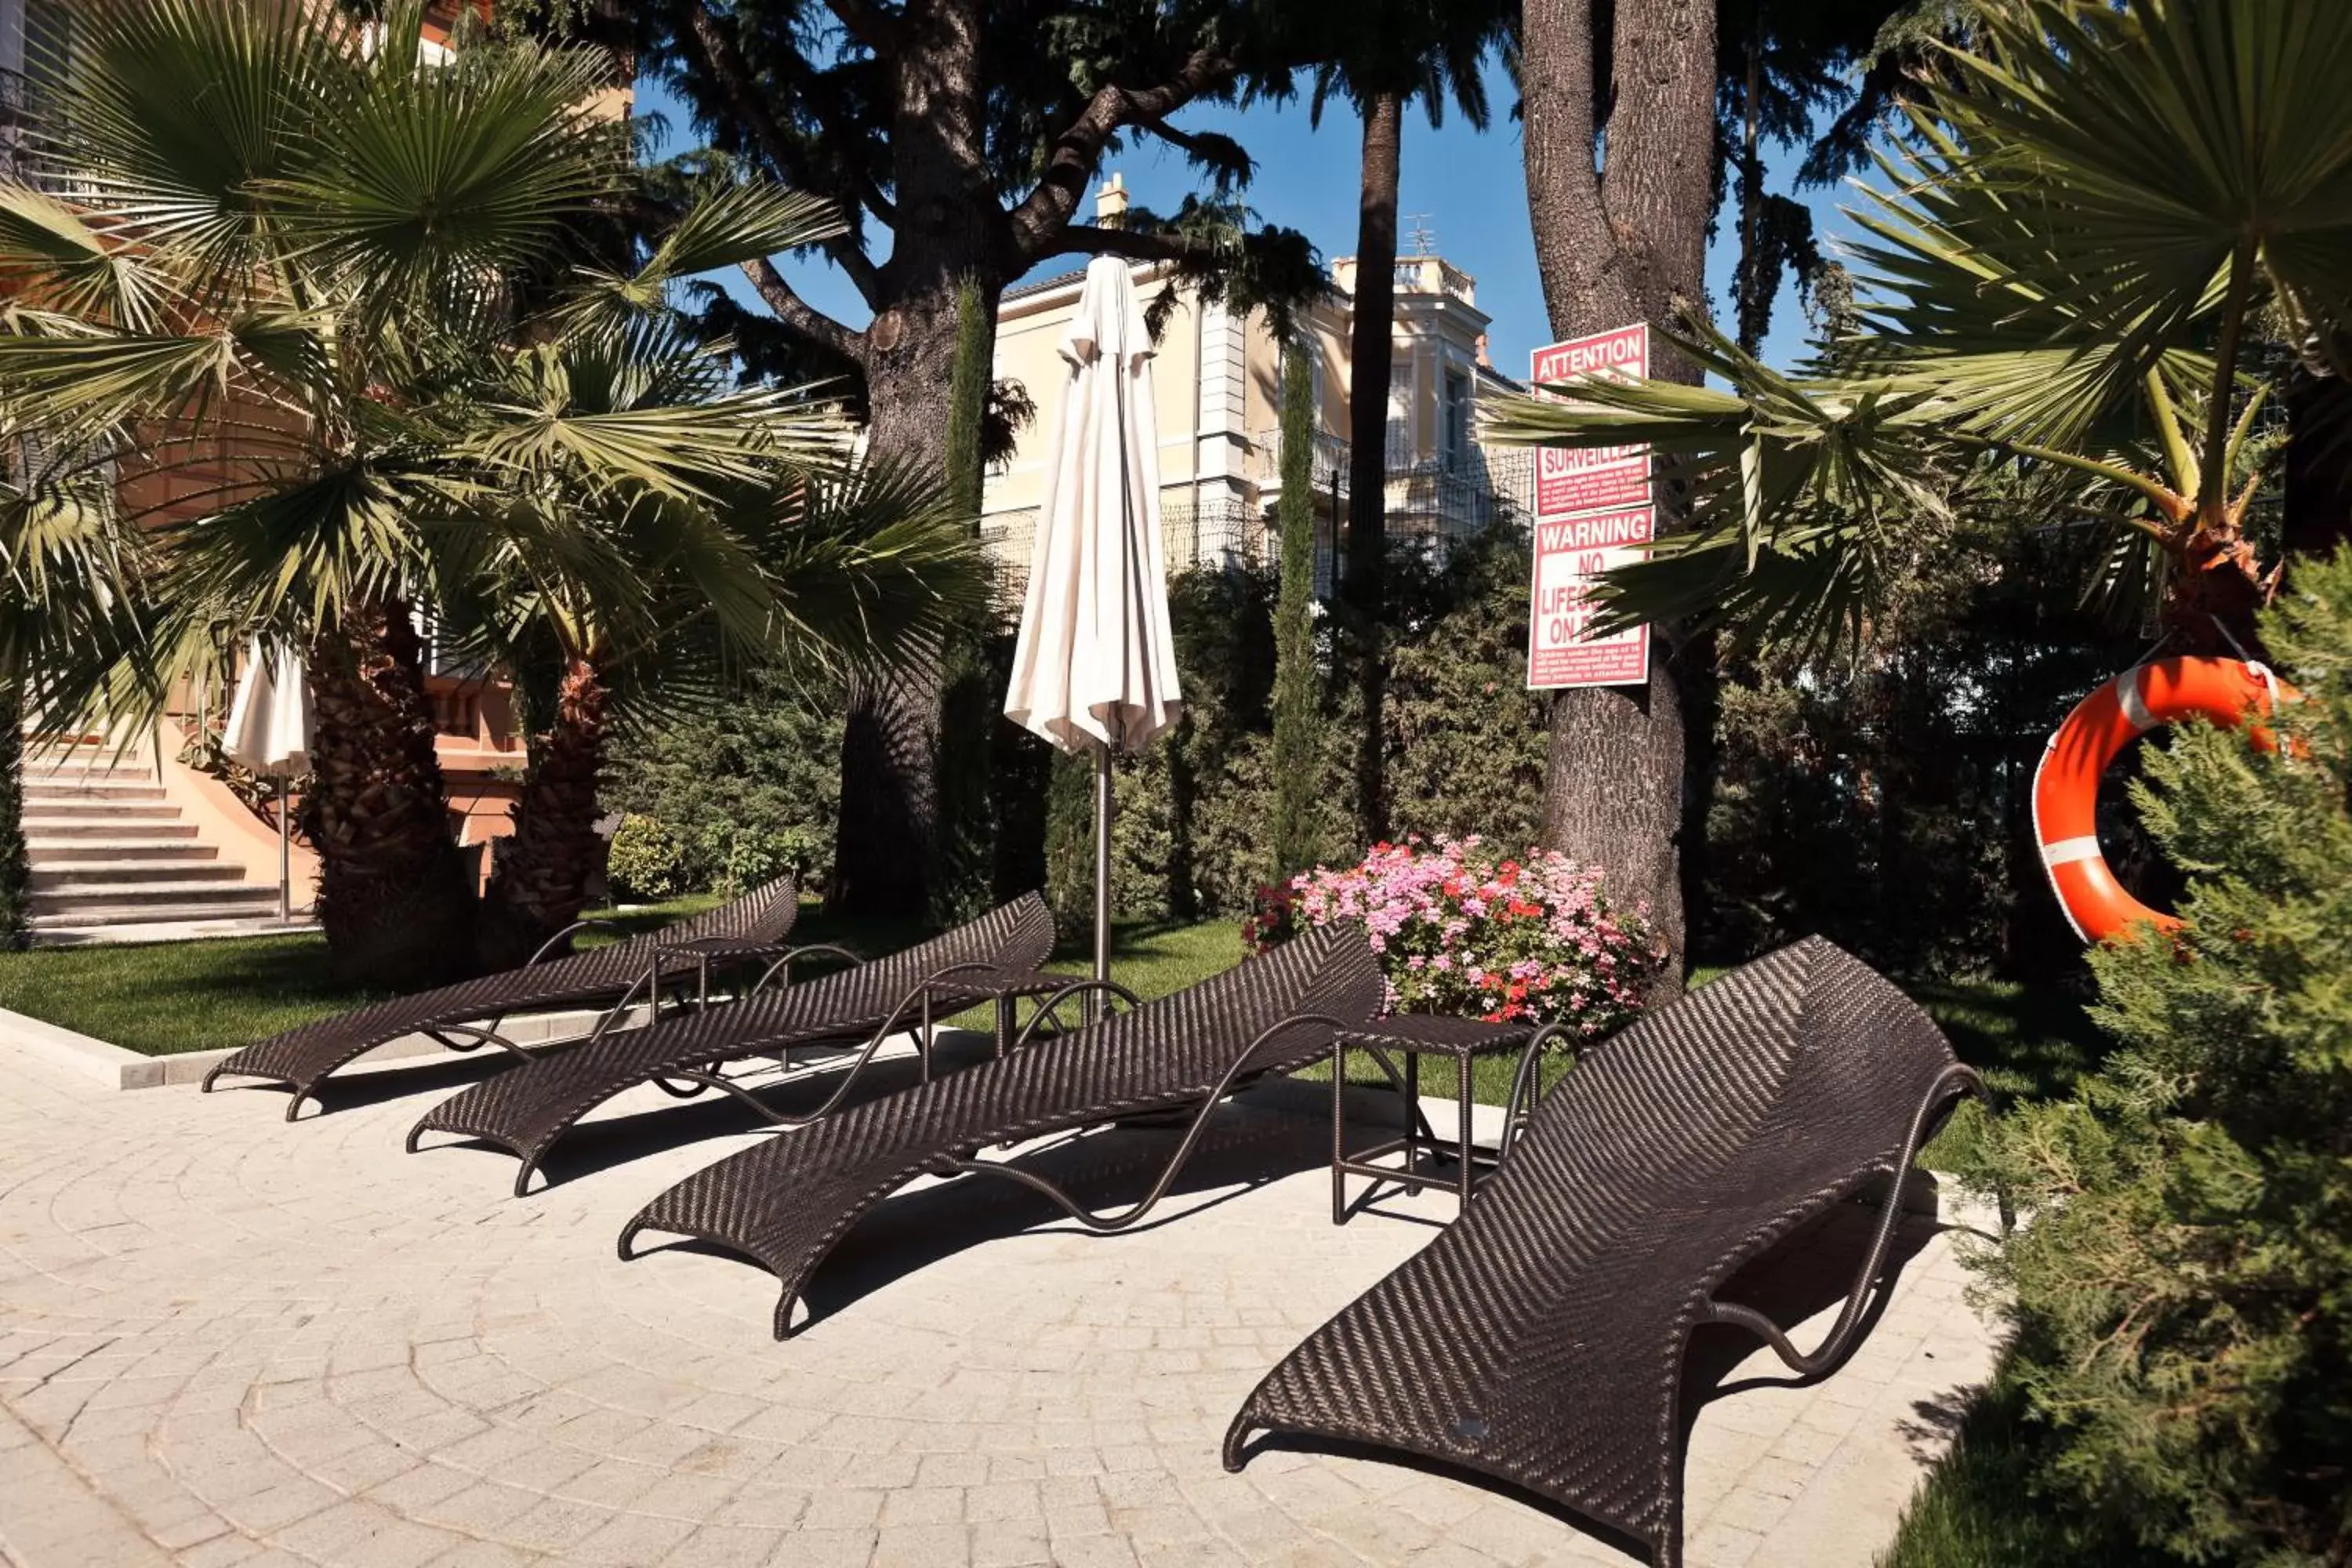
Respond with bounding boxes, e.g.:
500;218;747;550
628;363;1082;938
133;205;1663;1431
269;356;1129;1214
1404;214;1436;256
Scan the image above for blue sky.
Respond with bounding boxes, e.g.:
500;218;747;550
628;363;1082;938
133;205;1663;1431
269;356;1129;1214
637;57;1863;375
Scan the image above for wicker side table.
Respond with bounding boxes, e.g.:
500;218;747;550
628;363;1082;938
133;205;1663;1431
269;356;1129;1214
1330;1015;1534;1223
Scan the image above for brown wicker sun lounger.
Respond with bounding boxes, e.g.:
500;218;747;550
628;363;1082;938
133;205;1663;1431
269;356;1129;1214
618;920;1388;1338
202;876;804;1119
1221;937;1985;1568
406;893;1062;1196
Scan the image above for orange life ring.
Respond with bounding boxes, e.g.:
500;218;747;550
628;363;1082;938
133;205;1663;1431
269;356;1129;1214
2032;656;2288;943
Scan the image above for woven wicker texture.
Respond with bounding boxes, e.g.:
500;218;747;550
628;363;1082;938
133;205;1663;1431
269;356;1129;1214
201;877;800;1105
1340;1015;1532;1058
407;894;1055;1181
1225;937;1969;1567
620;920;1388;1337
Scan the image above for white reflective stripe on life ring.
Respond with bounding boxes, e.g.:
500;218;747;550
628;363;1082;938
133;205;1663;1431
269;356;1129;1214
2039;835;2104;869
2113;670;2156;731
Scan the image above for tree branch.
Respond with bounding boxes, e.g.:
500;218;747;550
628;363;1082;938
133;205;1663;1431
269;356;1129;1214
1005;48;1239;263
1134;115;1213;162
824;0;902;56
1047;225;1199;265
680;0;886;308
739;257;866;364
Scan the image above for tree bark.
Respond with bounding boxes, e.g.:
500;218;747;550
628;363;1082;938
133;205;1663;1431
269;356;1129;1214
679;0;1254;919
475;653;613;972
827;0;1002;919
1345;91;1403;851
305;604;475;989
1522;0;1716;988
2285;365;2352;565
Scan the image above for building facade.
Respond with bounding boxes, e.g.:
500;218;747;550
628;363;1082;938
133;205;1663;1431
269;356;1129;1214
982;178;1534;601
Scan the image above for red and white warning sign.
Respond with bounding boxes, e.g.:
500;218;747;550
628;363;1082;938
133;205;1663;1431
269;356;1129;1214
1526;325;1653;691
1530;325;1650;519
1527;506;1656;689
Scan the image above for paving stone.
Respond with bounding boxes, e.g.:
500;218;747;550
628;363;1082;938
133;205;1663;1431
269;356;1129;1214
0;1044;1994;1568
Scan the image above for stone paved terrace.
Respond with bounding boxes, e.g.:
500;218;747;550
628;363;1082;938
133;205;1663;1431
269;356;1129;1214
0;1033;2000;1568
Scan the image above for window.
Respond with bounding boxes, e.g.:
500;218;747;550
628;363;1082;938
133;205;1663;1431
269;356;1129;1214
1443;368;1471;473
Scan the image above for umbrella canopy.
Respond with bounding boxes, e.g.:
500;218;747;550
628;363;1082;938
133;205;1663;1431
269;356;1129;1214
1005;255;1183;754
223;641;311;779
222;641;311;921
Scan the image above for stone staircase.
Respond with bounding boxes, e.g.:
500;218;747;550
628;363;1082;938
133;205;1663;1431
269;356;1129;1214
19;746;292;942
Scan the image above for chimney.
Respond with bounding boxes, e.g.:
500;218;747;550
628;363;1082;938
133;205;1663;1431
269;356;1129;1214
1094;172;1130;230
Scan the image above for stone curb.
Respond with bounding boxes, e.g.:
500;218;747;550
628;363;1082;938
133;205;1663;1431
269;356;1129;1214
0;1004;638;1092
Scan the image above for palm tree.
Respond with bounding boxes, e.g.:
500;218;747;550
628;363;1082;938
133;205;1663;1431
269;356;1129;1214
0;0;975;984
1491;0;2352;659
1285;0;1512;848
0;429;148;948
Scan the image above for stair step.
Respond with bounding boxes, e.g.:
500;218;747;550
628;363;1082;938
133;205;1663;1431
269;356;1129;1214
20;818;198;840
16;801;184;822
30;916;316;945
21;768;154;786
29;902;298;933
30;861;247;889
24;839;220;862
21;779;169;801
29;880;280;913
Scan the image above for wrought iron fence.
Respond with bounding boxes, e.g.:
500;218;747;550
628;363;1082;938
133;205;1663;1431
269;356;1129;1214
980;498;1274;612
0;67;29;186
979;437;1537;613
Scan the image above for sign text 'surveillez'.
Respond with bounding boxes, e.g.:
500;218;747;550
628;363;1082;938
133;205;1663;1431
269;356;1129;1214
1526;325;1651;691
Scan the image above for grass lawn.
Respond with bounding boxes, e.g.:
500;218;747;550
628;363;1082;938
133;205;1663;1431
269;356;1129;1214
1874;1367;2164;1568
0;899;2107;1135
0;895;732;1055
0;900;1247;1057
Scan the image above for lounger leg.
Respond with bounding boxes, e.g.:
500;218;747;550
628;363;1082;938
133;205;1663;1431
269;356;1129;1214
942;1013;1353;1236
1220;1411;1254;1472
1406;1052;1427;1196
1456;1056;1475;1209
1700;1063;1986;1378
1330;1037;1346;1225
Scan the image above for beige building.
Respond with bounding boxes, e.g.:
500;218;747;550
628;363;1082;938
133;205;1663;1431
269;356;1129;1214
982;177;1533;597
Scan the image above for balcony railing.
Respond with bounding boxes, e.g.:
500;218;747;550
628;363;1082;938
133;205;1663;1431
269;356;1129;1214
1393;256;1476;304
0;64;70;193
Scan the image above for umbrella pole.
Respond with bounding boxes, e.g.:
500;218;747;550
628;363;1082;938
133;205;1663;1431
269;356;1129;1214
277;777;291;924
1092;742;1113;1022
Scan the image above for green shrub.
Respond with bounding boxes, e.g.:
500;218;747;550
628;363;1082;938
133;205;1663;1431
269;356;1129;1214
1093;524;1549;925
604;814;689;902
601;666;844;895
0;709;27;949
1951;550;2352;1565
694;821;824;899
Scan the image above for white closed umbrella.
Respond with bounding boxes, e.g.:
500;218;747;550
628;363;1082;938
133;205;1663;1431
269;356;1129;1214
222;640;312;921
1004;255;1185;992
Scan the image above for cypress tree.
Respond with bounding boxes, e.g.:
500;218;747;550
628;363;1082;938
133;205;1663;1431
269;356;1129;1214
931;275;1000;923
1269;344;1323;881
1957;547;2352;1563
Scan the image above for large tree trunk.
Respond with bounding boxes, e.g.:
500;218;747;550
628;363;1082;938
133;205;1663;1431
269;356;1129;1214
1345;92;1403;851
1522;0;1717;988
2285;364;2352;564
305;603;475;989
828;0;1003;920
475;653;612;972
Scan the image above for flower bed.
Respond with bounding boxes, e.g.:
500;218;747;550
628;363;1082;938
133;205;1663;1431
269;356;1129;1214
1247;836;1663;1037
